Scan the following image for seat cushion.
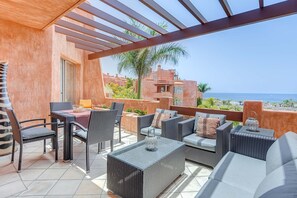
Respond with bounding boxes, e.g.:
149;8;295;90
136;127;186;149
266;131;297;175
22;127;55;140
195;179;253;198
140;127;161;136
73;129;87;140
209;152;266;194
183;133;216;152
194;112;226;131
156;108;177;118
254;159;297;198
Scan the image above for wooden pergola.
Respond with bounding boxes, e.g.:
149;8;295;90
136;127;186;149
53;0;297;59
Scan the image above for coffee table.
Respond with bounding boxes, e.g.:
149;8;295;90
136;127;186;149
107;137;185;198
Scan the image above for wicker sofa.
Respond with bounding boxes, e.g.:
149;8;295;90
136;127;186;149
137;109;183;141
177;112;233;167
196;131;297;198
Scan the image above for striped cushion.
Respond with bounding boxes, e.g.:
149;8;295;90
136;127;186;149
196;117;220;139
151;112;171;128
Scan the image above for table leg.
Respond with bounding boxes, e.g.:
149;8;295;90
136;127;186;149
51;117;57;150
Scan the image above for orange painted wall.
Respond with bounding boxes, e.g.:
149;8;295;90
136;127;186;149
0;19;53;121
0;18;105;121
243;101;297;138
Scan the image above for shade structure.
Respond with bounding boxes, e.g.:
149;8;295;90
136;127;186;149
52;0;297;59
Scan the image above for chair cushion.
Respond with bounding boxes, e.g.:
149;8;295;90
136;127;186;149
194;112;226;131
182;133;216;152
79;99;92;108
140;127;161;136
73;129;87;140
22;127;55;140
209;152;266;194
156;108;177;118
151;112;171;128
266;131;297;175
196;117;220;139
254;159;297;198
195;179;253;198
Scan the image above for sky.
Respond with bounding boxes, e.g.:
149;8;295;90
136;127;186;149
90;0;297;94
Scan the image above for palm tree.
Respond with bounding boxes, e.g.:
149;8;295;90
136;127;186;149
198;83;211;94
113;20;188;99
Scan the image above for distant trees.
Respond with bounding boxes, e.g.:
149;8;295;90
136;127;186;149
107;78;137;99
198;83;211;94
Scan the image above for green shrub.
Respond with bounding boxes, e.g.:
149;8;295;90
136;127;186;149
126;108;133;112
134;109;147;116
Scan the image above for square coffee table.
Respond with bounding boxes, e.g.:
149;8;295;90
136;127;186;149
107;137;185;198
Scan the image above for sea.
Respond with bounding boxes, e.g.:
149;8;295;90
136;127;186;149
204;93;297;103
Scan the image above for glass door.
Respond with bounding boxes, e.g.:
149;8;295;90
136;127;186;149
60;59;76;103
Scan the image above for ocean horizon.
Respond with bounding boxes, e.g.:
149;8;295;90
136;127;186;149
204;92;297;103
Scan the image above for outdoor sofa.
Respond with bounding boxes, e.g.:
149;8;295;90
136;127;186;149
177;112;233;167
196;131;297;198
137;108;183;141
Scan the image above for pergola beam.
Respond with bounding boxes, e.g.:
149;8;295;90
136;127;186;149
66;36;105;50
259;0;264;8
89;0;297;59
100;0;167;34
66;12;139;42
140;0;187;30
178;0;207;24
78;3;152;39
56;20;126;46
55;26;111;50
75;43;99;52
219;0;233;17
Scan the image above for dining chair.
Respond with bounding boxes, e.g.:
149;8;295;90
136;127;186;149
71;110;118;172
50;102;73;128
6;108;58;172
110;102;124;142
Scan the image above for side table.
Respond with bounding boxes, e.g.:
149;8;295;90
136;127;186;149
232;125;274;137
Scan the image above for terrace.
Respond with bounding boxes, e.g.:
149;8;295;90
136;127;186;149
0;0;297;197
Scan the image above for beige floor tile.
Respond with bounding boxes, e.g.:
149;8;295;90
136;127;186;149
196;176;208;187
60;167;86;180
0;180;26;197
47;180;81;195
158;192;183;198
19;180;57;196
73;195;101;198
85;168;107;180
48;161;72;169
91;158;107;169
19;169;45;180
100;190;120;197
0;171;20;186
187;166;212;177
37;169;67;180
174;176;201;192
28;159;54;169
75;179;103;195
181;191;199;197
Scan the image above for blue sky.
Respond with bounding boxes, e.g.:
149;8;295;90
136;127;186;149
90;0;297;94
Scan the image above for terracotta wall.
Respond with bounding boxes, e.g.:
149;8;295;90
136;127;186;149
243;101;297;138
182;80;198;107
0;19;53;121
0;18;105;121
104;98;160;114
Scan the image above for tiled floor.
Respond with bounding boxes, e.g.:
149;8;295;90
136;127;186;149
0;129;212;198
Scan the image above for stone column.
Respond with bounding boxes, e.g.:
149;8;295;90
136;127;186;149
0;62;12;156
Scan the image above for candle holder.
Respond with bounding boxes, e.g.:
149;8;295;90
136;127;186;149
145;127;158;151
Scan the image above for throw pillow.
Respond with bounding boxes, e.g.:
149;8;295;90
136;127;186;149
151;112;171;128
196;117;220;139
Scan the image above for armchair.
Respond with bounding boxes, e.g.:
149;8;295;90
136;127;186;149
177;112;232;167
137;109;183;141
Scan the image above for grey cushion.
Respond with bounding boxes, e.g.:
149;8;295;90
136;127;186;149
140;127;161;136
194;112;226;131
254;159;297;198
210;152;266;194
22;127;55;140
156;108;177;118
266;132;297;175
195;179;253;198
73;129;87;140
183;133;216;152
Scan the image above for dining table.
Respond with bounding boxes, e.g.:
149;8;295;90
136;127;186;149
50;110;91;161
